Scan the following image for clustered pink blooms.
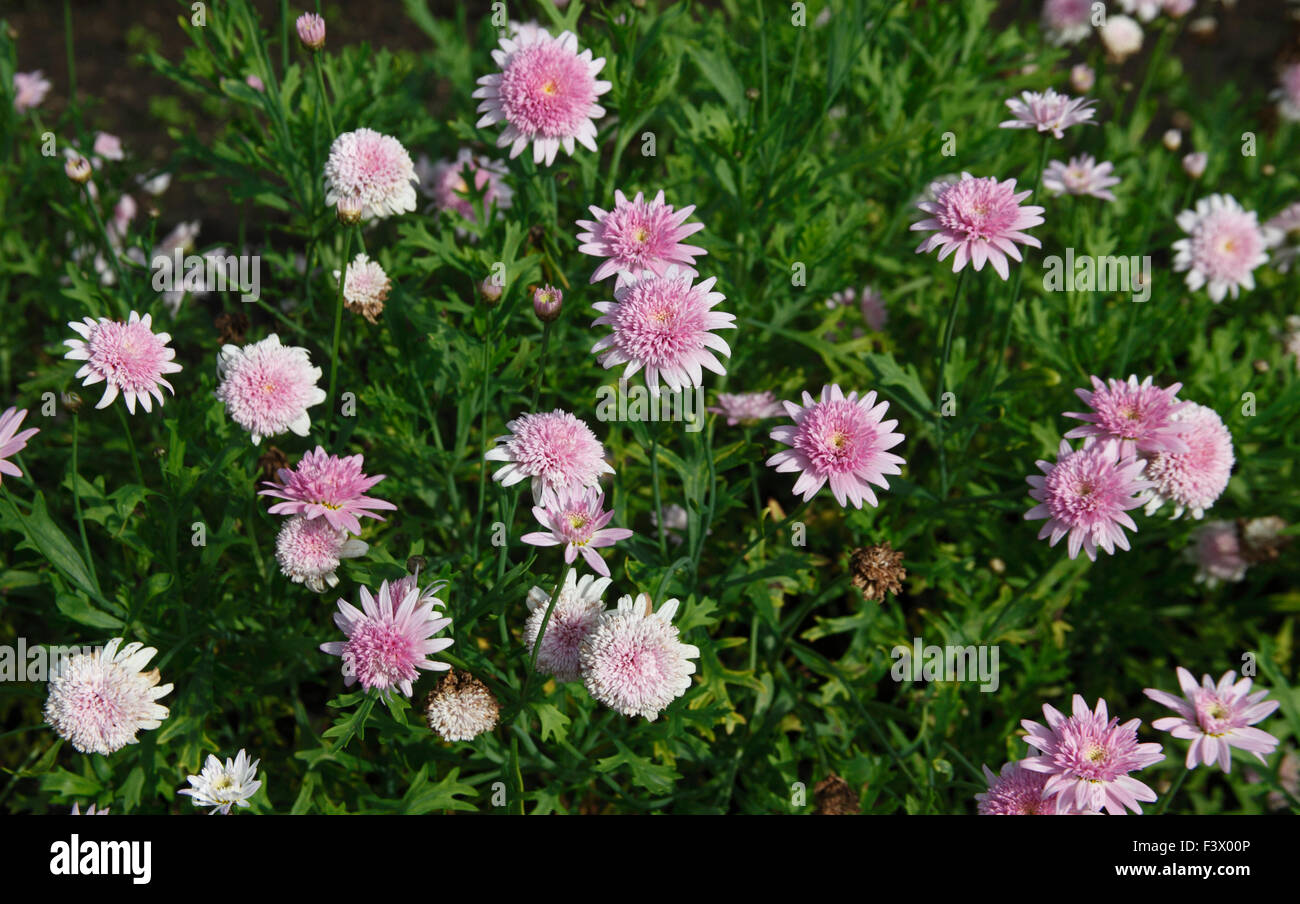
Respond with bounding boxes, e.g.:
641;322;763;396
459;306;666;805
215;333;326;444
485;408;614;501
323;128;419;220
709;391;786;427
521;486;633;579
766;384;906;509
999;89;1097;138
1042;154;1120;202
1145;668;1280;773
576;190;706;284
1021;695;1165;814
591;266;735;395
0;407;39;485
64;312;183;414
911;173;1045;279
320;578;453;698
474;27;611;166
274;514;369;592
1173;194;1277;303
525;570;612;682
260;446;397;534
1025;439;1150;561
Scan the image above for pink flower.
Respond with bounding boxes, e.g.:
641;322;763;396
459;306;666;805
485;409;614;501
1273;62;1300;122
1041;0;1093;46
296;11;326;51
766;384;906;509
1021;695;1165;815
709;391;786;426
1187;520;1248;586
333;252;390;324
1063;374;1191;456
1182;151;1207;179
323;128;419;221
579;593;699;721
320;579;453;698
1140;403;1234;520
1100;15;1143;62
1042;154;1120;202
275;515;368;592
1145;668;1280;773
260;446;397;534
63;311;182;414
427;148;514;227
826;286;887;331
246;74;265;92
1265;202;1300;273
1069;63;1095;93
1118;0;1162;21
93;132;124;162
1173;194;1276;303
14;70;51;113
521;487;633;579
43;638;172;756
591;266;735;395
1025;438;1151;561
976;760;1089;815
0;407;39;485
215;334;326;444
473;27;611;166
1000;89;1097;138
910;173;1044;280
576;190;706;284
524;570;612;682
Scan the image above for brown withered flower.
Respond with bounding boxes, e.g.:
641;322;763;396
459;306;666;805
814;773;860;815
1238;516;1290;564
215;311;249;345
849;542;906;603
425;669;500;742
256;446;290;483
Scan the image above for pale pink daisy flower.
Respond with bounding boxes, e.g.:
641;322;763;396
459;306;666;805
1182;151;1207;179
13;70;51;113
976;760;1091;815
575;190;706;284
1118;0;1163;20
178;749;262;815
1070;63;1095;93
524;570;612;682
93;132;124;162
1042;154;1121;202
485;409;614;501
1187;520;1248;586
1173;194;1276;303
389;573;448;611
1099;15;1143;62
296;11;326;51
1063;374;1192;456
320;578;453;698
709;391;786;426
766;384;906;509
1264;201;1300;273
579;593;700;721
0;407;39;485
521;486;633;579
260;446;397;534
1145;668;1280;773
1000;89;1097;139
591;265;736;395
215;334;326;444
274;515;369;593
1021;695;1165;815
427;148;514;228
1272;63;1300;122
44;638;173;756
332;252;390;324
473;27;611;166
910;173;1045;280
1041;0;1094;45
1140;403;1234;519
63;311;182;414
322;128;419;221
1024;438;1151;561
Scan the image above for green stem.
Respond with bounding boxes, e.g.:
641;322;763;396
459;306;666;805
115;404;144;487
528;563;570;675
472;326;493;559
1154;766;1189;815
81;185;129;305
70;414;97;589
312;53;337;138
326;228;354;437
529;321;552;411
934;268;969;498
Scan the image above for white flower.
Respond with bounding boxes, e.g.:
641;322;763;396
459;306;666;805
44;639;172;755
178;750;262;815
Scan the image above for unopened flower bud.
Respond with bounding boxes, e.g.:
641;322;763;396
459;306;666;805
296;12;326;52
1162;129;1182;151
478;278;502;305
1182;151;1207;179
406;555;428;575
533;285;562;322
336;195;363;225
65;154;92;184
